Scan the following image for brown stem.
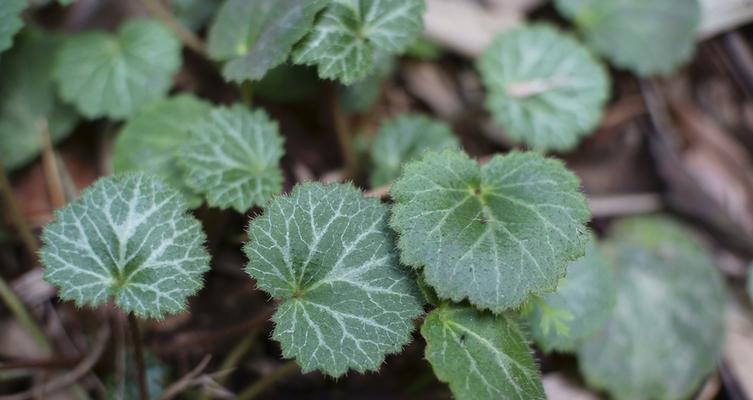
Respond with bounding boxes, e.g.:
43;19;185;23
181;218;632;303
128;314;149;400
38;120;66;209
330;86;357;177
138;0;207;56
0;162;38;258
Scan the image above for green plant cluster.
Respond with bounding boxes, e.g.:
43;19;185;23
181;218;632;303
0;0;724;398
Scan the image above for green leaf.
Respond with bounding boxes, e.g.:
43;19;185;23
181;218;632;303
578;216;725;400
178;105;284;213
421;304;545;400
40;173;211;319
555;0;701;76
0;0;25;55
369;114;459;187
53;19;181;119
478;24;609;152
390;150;591;313
170;0;221;31
113;95;212;209
207;0;329;82
293;0;426;84
524;236;615;352
0;29;79;171
243;183;424;377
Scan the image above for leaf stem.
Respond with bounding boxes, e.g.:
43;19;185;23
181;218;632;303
127;314;149;400
0;275;51;355
138;0;207;56
235;360;299;400
0;162;38;259
330;86;357;177
38;120;66;209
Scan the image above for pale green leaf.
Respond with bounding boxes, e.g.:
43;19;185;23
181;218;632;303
293;0;426;84
422;304;545;400
478;24;609;152
243;183;424;377
0;0;25;54
207;0;329;82
40;173;211;319
112;95;212;209
578;216;725;400
179;105;284;213
390;150;591;312
555;0;701;76
0;29;79;171
53;19;181;119
369;114;459;187
524;236;615;352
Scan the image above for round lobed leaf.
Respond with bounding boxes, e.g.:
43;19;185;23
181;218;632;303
40;173;211;319
524;235;615;352
0;0;25;55
293;0;426;84
0;29;79;171
390;149;591;313
207;0;329;82
370;114;459;187
179;105;284;213
53;19;181;119
478;24;609;152
422;304;545;400
578;216;726;400
554;0;701;76
243;182;424;377
113;95;212;209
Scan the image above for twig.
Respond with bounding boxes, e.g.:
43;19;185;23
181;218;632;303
365;184;391;198
0;276;51;355
38;120;66;209
0;162;39;258
158;355;211;400
199;330;260;400
588;193;663;218
138;0;207;56
0;325;109;400
235;361;299;400
128;314;149;400
330;86;357;177
153;308;273;356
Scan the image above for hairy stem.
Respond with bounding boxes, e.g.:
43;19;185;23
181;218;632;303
128;314;149;400
236;360;299;400
0;276;51;355
138;0;207;56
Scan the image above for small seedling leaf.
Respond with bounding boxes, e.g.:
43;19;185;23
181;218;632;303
370;114;459;187
524;235;615;352
244;183;424;377
179;105;284;213
113;95;212;208
578;216;725;400
293;0;425;84
422;304;545;400
555;0;700;76
207;0;329;82
478;24;609;152
41;173;211;319
0;30;78;170
390;150;591;312
53;19;181;119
